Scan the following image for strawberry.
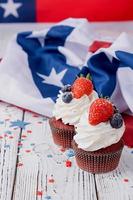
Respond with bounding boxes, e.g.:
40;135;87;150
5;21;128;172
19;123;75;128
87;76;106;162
89;98;114;125
72;77;93;99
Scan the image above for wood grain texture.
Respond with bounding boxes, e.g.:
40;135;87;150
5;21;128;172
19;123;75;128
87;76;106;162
0;102;23;200
95;147;133;200
0;102;133;200
12;111;97;200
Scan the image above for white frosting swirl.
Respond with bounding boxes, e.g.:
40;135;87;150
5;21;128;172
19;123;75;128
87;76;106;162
53;90;98;125
74;111;125;151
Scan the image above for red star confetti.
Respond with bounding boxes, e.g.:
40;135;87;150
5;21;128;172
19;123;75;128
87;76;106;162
60;147;66;152
33;114;39;117
4;134;8;137
25;150;31;153
9;136;14;139
48;178;55;183
124;179;129;182
18;142;23;146
5;118;10;121
36;191;43;196
27;130;32;134
21;135;27;138
38;121;42;124
17;163;23;167
65;160;72;167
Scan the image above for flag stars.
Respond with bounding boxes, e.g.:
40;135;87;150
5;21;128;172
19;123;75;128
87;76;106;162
0;0;22;18
37;68;67;88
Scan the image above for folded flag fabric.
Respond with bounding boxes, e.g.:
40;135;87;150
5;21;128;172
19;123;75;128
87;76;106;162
0;18;94;116
88;32;133;115
0;18;133;118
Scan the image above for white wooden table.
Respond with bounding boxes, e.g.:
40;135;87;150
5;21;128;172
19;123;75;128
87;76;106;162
0;101;133;200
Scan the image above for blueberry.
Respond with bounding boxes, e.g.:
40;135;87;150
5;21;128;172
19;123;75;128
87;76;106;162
62;92;73;103
110;113;123;129
61;85;71;93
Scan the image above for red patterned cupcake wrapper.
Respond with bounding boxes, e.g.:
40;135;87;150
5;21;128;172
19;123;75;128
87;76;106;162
49;119;75;148
72;140;124;174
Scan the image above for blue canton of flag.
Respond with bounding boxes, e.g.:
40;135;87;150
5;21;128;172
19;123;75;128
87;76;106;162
0;0;35;22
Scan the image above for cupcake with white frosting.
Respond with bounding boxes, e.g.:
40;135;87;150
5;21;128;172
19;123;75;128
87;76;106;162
49;75;98;148
72;97;125;173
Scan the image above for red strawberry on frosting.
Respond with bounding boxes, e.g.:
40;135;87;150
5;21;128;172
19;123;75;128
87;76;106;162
72;77;93;99
89;98;114;125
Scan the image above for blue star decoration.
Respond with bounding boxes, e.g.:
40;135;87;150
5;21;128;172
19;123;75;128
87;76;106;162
17;25;80;102
10;120;30;129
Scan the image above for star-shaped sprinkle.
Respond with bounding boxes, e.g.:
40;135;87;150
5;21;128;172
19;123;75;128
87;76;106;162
66;149;75;158
47;154;53;158
44;195;52;200
124;179;129;182
5;130;12;135
4;144;10;149
65;160;72;167
10;120;30;129
17;163;23;167
37;191;43;196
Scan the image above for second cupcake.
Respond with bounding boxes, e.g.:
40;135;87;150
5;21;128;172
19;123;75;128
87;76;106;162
73;98;125;173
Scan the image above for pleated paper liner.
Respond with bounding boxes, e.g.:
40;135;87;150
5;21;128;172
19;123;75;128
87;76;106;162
49;117;75;148
72;139;124;174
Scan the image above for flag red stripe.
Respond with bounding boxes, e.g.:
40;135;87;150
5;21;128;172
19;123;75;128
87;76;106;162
37;0;133;22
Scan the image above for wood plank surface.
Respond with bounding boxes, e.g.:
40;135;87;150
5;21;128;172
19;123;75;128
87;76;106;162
95;147;133;200
0;102;23;200
12;111;97;200
0;102;133;200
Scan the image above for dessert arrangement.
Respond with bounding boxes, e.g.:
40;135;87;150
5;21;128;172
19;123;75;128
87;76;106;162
49;75;98;148
49;74;125;173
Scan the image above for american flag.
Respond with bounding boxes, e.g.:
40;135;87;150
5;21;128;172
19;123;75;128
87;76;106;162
0;0;133;23
0;18;132;117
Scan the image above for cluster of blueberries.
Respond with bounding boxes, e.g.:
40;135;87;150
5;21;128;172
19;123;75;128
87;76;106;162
61;85;73;103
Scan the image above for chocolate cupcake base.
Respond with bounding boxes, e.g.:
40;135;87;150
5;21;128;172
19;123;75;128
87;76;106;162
49;117;75;149
72;140;124;174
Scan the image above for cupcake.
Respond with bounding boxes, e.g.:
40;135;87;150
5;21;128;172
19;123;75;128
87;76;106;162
72;98;125;173
49;76;98;148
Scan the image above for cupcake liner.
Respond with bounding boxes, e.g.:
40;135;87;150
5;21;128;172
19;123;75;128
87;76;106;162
49;118;75;148
72;140;124;174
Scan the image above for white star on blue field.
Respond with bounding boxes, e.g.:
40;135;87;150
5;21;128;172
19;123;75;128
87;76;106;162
0;0;22;18
10;120;30;129
0;0;35;22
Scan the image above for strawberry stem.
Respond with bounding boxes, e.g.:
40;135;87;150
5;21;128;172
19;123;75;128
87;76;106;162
99;94;103;98
86;73;92;80
104;96;110;100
